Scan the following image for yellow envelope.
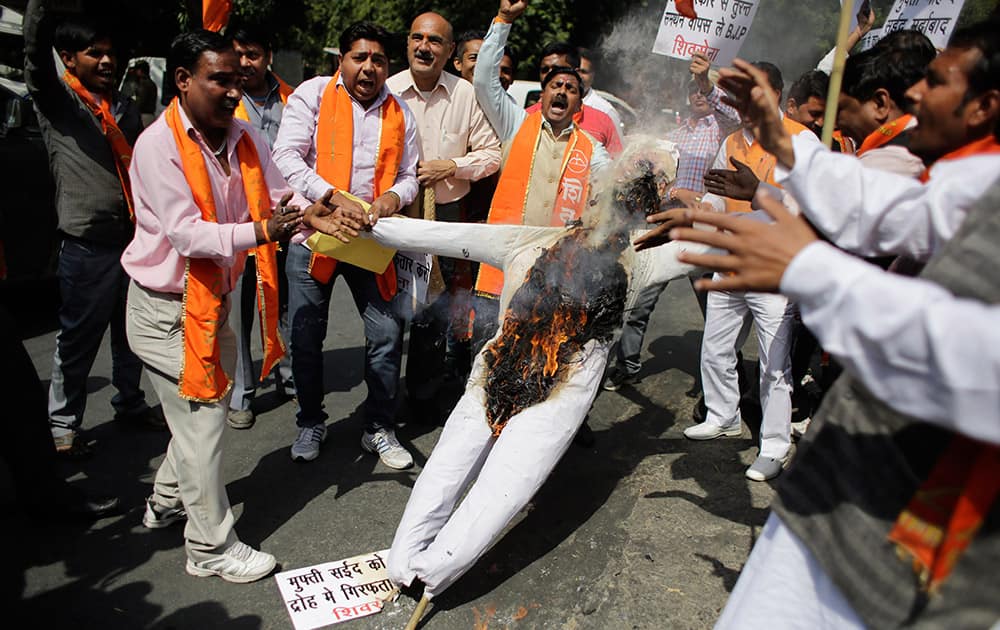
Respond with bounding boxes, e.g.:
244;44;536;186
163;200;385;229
305;191;397;274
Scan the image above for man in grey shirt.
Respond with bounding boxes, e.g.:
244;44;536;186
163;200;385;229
24;0;158;455
226;26;296;430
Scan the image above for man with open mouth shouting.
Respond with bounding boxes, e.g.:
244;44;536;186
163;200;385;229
468;0;612;358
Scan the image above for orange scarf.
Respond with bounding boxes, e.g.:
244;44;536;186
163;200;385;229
165;99;284;402
857;114;914;157
474;111;594;297
722;116;808;214
919;135;1000;182
234;74;294;122
308;73;406;301
63;70;134;220
202;0;231;32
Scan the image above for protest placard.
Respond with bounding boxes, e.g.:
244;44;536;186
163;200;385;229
880;0;966;50
394;251;432;304
652;0;760;67
274;550;393;629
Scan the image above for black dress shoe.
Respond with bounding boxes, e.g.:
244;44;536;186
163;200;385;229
573;418;596;448
65;494;121;519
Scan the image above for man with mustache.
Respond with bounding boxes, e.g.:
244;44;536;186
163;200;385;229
24;0;159;458
386;12;501;419
470;0;611;354
121;29;308;582
273;22;420;468
225;25;297;431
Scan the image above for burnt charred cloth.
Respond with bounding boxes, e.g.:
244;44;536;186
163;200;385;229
483;229;628;435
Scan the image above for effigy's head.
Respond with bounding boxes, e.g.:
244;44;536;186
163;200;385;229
585;136;678;240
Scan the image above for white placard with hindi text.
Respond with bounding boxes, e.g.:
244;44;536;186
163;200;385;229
652;0;761;67
881;0;966;50
394;251;432;304
274;550;393;629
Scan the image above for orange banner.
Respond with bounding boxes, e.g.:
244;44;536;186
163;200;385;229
203;0;232;32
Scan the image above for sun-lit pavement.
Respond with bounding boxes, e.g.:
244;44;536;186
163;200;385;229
14;280;775;629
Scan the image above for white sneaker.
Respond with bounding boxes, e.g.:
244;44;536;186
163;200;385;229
185;541;277;583
683;421;742;440
745;455;788;482
361;428;414;470
142;496;187;529
290;424;326;462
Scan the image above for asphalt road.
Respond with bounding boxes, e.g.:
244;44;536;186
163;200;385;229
13;278;776;629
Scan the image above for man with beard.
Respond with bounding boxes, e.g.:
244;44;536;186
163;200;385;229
470;0;611;354
654;20;1000;625
24;0;160;457
225;25;297;430
273;22;420;468
122;29;309;582
386;12;501;418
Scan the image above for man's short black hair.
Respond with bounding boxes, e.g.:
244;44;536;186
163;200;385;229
541;65;582;89
133;60;150;74
578;46;593;63
948;19;1000;102
54;17;110;54
539;41;580;70
788;70;828;105
842;36;934;110
872;28;936;59
167;29;234;87
339;21;392;59
503;45;519;71
752;61;783;94
455;30;485;59
229;24;273;52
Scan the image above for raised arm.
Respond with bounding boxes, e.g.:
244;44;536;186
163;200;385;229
472;1;529;141
23;0;73;117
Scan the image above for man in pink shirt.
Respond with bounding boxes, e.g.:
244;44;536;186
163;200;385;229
121;30;308;584
272;22;420;468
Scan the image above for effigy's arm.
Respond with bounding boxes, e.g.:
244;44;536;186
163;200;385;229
368;217;556;271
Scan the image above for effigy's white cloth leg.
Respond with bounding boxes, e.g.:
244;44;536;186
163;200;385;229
390;342;609;598
387;354;496;589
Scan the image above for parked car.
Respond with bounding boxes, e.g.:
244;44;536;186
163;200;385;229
505;79;639;136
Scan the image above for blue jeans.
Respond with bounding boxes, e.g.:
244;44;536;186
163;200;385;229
286;243;403;432
230;249;295;411
49;236;146;436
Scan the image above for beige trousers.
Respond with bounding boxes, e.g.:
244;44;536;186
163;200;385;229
126;280;239;562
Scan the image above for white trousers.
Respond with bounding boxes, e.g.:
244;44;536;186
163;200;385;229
700;288;794;459
716;512;865;629
387;342;609;598
126;281;240;562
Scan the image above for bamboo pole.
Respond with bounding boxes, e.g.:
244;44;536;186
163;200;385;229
404;595;430;630
821;1;856;148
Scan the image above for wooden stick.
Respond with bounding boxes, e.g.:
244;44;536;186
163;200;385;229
821;1;856;148
404;595;430;630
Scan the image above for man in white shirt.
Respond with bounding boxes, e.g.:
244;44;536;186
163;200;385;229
656;25;1000;625
386;12;501;415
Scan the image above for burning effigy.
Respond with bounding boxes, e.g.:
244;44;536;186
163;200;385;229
314;138;709;614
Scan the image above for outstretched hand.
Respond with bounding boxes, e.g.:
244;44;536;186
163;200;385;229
666;192;819;292
717;59;795;168
303;190;364;243
704;157;759;201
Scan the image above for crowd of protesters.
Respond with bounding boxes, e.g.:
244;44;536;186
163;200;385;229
5;0;1000;625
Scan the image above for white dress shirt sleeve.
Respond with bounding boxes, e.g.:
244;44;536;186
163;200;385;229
272;76;336;202
473;20;526;142
776;134;1000;261
452;100;502;182
781;240;1000;445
